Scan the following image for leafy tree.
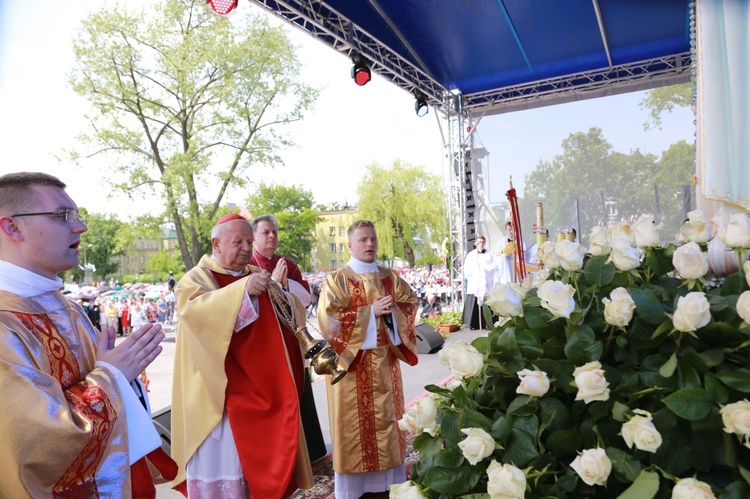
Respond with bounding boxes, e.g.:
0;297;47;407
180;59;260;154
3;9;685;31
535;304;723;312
69;0;318;269
75;209;131;282
245;183;317;271
357;160;446;267
146;248;187;280
640;82;692;130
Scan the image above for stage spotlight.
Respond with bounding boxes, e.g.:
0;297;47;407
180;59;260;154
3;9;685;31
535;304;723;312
414;92;429;117
350;54;371;86
207;0;238;15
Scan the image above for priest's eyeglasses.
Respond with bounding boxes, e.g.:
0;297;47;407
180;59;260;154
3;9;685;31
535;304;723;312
11;209;88;225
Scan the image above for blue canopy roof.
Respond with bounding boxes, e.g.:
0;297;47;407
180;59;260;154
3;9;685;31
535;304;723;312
250;0;692;115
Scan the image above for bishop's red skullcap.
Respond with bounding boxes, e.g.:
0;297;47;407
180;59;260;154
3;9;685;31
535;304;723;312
214;213;246;226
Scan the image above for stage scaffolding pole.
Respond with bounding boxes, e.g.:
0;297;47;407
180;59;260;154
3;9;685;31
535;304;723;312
445;91;467;311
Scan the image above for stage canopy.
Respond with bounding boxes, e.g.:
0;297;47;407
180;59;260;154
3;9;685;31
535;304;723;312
249;0;692;116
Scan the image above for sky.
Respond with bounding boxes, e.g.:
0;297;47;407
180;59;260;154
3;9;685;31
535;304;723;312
0;0;695;220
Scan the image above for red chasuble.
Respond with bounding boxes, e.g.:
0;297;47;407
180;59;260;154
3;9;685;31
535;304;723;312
211;272;304;498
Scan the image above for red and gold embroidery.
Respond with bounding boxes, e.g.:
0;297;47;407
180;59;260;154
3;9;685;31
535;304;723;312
14;312;116;498
356;352;380;472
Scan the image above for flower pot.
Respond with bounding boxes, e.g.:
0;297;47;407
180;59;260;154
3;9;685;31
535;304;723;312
438;324;459;333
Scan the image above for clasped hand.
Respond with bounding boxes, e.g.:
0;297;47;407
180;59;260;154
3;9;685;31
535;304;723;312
97;323;164;382
246;272;271;296
373;295;394;317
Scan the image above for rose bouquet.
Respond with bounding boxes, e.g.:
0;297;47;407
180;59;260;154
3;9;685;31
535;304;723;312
395;212;750;498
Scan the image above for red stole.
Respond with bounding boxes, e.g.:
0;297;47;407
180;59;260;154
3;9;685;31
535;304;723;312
212;271;304;498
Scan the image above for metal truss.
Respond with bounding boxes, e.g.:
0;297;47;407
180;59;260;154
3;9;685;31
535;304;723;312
445;93;467;310
250;0;448;109
463;53;692;115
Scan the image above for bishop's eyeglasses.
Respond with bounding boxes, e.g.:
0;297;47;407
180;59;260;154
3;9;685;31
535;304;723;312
11;209;88;225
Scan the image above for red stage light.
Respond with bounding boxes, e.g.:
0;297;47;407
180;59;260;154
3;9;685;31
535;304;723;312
351;63;371;86
207;0;238;15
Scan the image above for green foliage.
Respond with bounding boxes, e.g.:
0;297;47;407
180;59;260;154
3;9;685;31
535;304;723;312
521;127;695;246
406;237;750;497
357;159;446;267
146;249;186;276
423;310;464;329
640;82;693;131
68;208;130;282
69;0;319;269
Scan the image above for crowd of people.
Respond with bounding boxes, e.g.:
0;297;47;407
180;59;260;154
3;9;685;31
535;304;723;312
0;171;420;498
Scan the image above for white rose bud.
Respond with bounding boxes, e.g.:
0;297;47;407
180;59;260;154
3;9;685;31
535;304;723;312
537;280;576;319
671;478;716;499
438;341;484;379
570;448;612;486
555;240;587;271
720;399;750;437
537;241;561;270
408;395;438;432
608;221;636;247
444;376;464;391
397;413;419;434
486;283;523;318
621;409;662;453
516;369;550;397
486;459;527;499
588;226;611;256
458;427;496;465
602;287;635;327
672;242;709;280
718;213;750;249
389;481;425;499
573;361;610;404
607;236;641;271
676;210;711;244
672;292;711;332
531;268;551;288
737;291;750;324
632;214;664;248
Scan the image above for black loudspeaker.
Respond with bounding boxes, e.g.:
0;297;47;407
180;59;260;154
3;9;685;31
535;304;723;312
152;406;172;455
415;323;445;354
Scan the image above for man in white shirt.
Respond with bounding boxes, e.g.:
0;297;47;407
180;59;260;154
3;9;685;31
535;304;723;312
463;235;498;329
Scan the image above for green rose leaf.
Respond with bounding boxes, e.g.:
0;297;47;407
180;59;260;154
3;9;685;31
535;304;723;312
503;428;540;467
507;394;539;417
718;481;750;499
583;255;616;287
616;469;659;499
424;464;483;495
491;416;512;440
659;353;677;378
606;447;642;482
716;369;750;393
413;432;443;456
564;326;602;365
663;388;713;420
545;429;581;457
628;287;665;324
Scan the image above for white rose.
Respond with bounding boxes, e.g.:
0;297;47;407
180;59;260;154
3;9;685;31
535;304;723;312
486;283;523;318
486;459;527;499
537;280;576;319
745;261;750;288
676;210;711;244
398;413;419;434
531;268;551;288
672;242;709;280
720;399;750;436
516;369;550;397
536;241;560;270
671;478;716;499
509;282;530;300
573;361;610;404
458;427;496;465
438;341;484;379
407;395;438;432
621;409;662;453
588;226;611;256
569;448;612;486
389;481;425;499
632;214;664;248
718;213;750;249
555;240;586;271
672;292;711;332
608;221;636;247
737;291;750;324
607;236;641;271
444;376;463;391
602;287;635;327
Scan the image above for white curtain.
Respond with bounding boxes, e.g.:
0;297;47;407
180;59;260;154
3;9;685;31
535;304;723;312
696;0;750;219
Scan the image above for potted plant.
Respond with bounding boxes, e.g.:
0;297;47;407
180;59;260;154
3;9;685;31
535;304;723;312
395;212;750;498
423;310;464;335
